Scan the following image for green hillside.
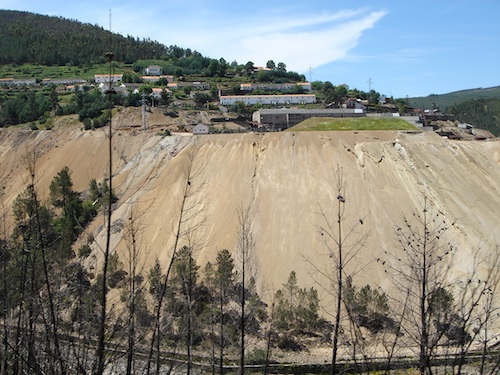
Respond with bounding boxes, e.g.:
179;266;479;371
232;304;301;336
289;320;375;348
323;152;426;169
408;86;500;110
1;10;498;136
405;87;500;136
287;117;417;131
448;98;500;136
0;10;169;65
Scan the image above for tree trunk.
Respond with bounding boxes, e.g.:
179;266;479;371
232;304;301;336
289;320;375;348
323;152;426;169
94;52;115;375
331;195;343;375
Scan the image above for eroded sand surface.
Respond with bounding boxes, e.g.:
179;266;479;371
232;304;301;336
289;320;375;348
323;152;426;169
1;123;499;302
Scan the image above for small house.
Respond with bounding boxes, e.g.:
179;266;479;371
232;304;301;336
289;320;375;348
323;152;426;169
193;123;209;135
151;87;171;99
145;65;162;75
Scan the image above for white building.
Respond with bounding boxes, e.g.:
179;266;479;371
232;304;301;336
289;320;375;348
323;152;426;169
141;75;174;83
42;78;87;85
239;82;312;92
193;123;209;134
145;65;162;75
0;78;37;85
98;83;129;96
151;87;172;99
253;108;364;129
94;74;123;83
220;94;316;106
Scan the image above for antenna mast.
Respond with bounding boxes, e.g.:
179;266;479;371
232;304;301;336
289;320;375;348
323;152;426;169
96;8;115;375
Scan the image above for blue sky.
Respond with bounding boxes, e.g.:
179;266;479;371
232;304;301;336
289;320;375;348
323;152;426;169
1;0;499;98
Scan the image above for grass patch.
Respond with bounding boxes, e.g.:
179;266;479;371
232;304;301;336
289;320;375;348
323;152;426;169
287;117;417;131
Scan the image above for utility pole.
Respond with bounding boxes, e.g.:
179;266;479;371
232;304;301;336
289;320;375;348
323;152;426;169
141;92;148;130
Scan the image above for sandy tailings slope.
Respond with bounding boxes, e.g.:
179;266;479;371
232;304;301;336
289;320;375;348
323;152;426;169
1;126;499;300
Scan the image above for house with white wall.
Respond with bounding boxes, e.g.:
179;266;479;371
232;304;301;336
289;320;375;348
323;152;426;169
141;75;174;83
145;65;162;75
151;87;172;99
193;123;209;134
239;82;312;92
94;74;123;83
220;94;316;106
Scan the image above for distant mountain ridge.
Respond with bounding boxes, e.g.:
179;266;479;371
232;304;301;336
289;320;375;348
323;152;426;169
408;86;500;110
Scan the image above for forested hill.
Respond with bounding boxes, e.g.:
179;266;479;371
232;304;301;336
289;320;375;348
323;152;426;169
449;97;500;136
0;9;171;65
403;87;500;136
408;86;500;110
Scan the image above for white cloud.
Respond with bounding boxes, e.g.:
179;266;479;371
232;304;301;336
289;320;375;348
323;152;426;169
0;2;386;76
159;9;387;73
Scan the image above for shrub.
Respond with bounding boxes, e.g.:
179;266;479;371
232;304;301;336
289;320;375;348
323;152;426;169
83;117;92;130
78;243;92;258
276;336;304;351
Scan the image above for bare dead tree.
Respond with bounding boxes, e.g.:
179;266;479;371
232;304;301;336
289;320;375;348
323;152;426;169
5;149;69;374
448;246;500;375
94;50;116;375
235;205;257;375
382;196;455;375
202;261;217;375
263;297;275;375
216;249;236;375
122;204;150;375
0;178;11;375
310;165;368;375
175;179;209;375
380;288;410;375
28;153;68;375
145;143;207;375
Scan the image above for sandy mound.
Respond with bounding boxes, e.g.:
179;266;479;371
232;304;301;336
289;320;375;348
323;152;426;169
1;124;499;302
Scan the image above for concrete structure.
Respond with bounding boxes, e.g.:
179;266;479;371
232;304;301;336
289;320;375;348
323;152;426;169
344;98;367;110
240;82;312;92
98;83;129;96
145;65;162;75
166;82;210;90
193;123;209;134
141;75;174;83
252;108;365;129
366;113;423;128
297;82;312;92
188;81;210;90
151;87;172;99
94;74;123;83
42;78;87;85
221;94;316;106
0;78;37;85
